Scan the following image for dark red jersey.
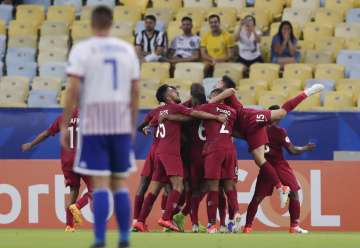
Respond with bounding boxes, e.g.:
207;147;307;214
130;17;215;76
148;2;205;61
265;125;292;163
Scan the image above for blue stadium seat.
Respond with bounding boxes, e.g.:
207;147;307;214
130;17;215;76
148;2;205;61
39;62;67;83
7;62;37;79
54;0;83;15
87;0;116;8
0;35;6;59
28;90;59;107
346;8;360;23
306;79;336;104
6;48;36;64
337;50;360;77
349;66;360;79
0;4;13;24
23;0;51;9
202;77;221;98
135;21;166;33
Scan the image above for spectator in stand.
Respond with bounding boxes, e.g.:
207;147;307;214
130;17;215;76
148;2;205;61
135;15;166;62
271;21;300;67
234;15;263;69
201;14;235;77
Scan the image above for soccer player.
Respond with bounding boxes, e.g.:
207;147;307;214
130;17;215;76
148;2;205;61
243;105;315;234
60;6;140;248
211;76;324;208
21;109;92;232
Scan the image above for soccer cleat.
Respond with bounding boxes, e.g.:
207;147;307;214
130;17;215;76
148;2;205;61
69;204;83;226
232;213;242;233
278;186;291;208
119;241;130;248
290;226;309;234
227;220;234;233
192;224;199;233
207;224;218;234
173;212;185;232
162;227;172;232
198;224;207;233
90;243;105;248
158;218;180;232
133;221;147;232
304;84;324;97
219;225;228;233
242;226;252;234
64;225;75;232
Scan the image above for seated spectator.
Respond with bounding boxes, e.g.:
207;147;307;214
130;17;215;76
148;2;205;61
168;17;200;64
201;14;235;77
271;21;300;66
135;15;166;62
234;15;263;68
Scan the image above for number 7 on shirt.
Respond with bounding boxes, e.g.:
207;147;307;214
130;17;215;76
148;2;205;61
104;58;118;90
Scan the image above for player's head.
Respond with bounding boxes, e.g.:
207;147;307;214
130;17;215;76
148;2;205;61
269;105;281;124
144;15;157;32
91;6;113;35
181;16;193;35
156;84;181;104
190;83;206;105
216;75;236;89
209;88;224;102
208;14;221;33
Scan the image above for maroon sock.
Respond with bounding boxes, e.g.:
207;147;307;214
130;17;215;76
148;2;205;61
163;190;181;221
245;197;260;228
161;194;168;212
225;190;239;218
172;192;185;216
75;192;91;209
66;207;74;227
138;193;157;223
133;195;144;220
289;198;300;227
181;192;192;216
261;161;282;189
190;193;205;225
281;92;307;113
207;191;219;224
219;191;227;226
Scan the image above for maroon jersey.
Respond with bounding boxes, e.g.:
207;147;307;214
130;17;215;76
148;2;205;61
144;108;160;146
265;125;292;163
47;109;79;170
225;94;244;113
153;103;193;156
197;103;236;154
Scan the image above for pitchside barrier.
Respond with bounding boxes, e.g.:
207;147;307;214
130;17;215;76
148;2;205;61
0;109;360;230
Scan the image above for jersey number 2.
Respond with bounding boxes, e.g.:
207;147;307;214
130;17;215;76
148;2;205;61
104;59;118;90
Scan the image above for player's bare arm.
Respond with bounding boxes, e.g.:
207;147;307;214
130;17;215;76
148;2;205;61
159;114;193;123
131;79;140;140
21;130;51;152
208;88;236;104
287;143;316;155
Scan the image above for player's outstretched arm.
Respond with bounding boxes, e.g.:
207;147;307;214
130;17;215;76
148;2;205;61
190;111;227;123
287;143;316;155
160;114;193;123
21;130;51;152
208;88;236;104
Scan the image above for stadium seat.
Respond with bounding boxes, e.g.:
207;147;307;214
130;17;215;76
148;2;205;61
39;62;67;83
349;67;360;79
255;0;284;19
315;64;345;80
315;8;344;28
71;21;91;42
325;0;354;16
9;20;38;37
335;23;360;39
23;0;51;9
0;4;13;24
0;90;27;108
32;77;62;92
336;79;360;103
8;35;37;49
110;22;134;39
0;76;30;95
270;22;301;39
291;0;320;11
306;78;336;103
337;50;360;77
47;6;75;25
260;36;272;62
282;8;312;28
28;90;60;108
120;0;149;12
305;50;334;64
205;7;237;30
271;78;302;90
323;91;354;110
16;4;45;27
346;8;360;23
346;38;360;49
140;89;159;109
258;91;287;109
7;62;37;79
162;78;193;98
167;22;183;43
140;78;160;91
39;35;69;52
87;0;115;8
0;35;6;58
54;0;82;15
6;47;36;64
145;8;175;25
249;63;280;83
38;49;67;66
303;23;333;43
175;7;206;30
113;6;142;24
295;94;321;110
141;62;170;80
217;0;246;11
183;0;213;8
0;20;5;35
271;84;301;98
41;21;69;37
152;0;182;10
135;20;166;33
236;89;257;106
239;8;271;32
80;6;94;21
174;63;205;82
202;77;221;97
316;37;345;58
213;63;244;83
283;63;313;86
238;79;269;96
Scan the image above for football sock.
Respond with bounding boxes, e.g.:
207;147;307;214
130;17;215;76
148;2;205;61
245;197;260;228
76;192;91;209
190;193;205;225
172;192;186;216
138;193;157;223
66;207;74;227
226;190;239;216
161;194;168;212
133;195;144;220
182;192;192;216
289;198;300;227
163;190;181;221
261;161;282;189
207;191;219;224
219;191;227;226
93;189;110;245
114;189;131;244
281;92;307;113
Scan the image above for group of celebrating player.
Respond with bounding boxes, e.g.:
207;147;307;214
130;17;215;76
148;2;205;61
132;76;322;234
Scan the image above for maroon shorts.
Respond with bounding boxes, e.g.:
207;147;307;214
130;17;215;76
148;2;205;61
152;153;183;183
140;145;156;177
273;160;300;192
190;156;204;189
62;167;92;193
203;149;237;180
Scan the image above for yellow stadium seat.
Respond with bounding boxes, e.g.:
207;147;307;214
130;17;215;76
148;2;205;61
152;0;182;10
71;21;91;42
8;20;38;37
239;8;271;32
161;78;193;93
316;37;345;58
0;20;5;35
295;94;321;110
213;63;244;82
38;49;68;66
291;0;320;11
315;64;345;80
236;89;257;105
0;91;28;108
271;83;301;98
16;4;45;27
346;38;360;49
216;0;246;12
325;0;354;16
255;0;284;19
167;21;183;43
47;6;75;25
0;76;30;93
238;79;269;97
323;91;354;110
41;21;69;36
249;63;280;83
60;89;66;107
141;62;170;80
260;36;272;62
32;77;62;92
110;21;134;38
174;62;205;82
39;35;68;51
271;78;302;90
80;6;94;21
8;35;37;49
206;7;237;30
335;23;360;39
175;7;207;30
315;8;344;28
258;91;287;109
282;8;312;28
121;0;149;12
270;22;301;39
304;50;334;65
140;78;160;91
283;63;313;86
355;0;360;7
336;79;360;103
183;0;213;8
140;89;159;109
145;8;175;25
297;40;315;52
120;35;135;44
113;6;142;23
303;22;333;43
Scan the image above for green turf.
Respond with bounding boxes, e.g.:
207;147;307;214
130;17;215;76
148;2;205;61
1;229;359;248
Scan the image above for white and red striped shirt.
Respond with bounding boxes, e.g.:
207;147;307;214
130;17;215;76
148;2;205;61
67;36;140;135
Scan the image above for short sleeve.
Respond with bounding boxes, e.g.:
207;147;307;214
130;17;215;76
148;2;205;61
225;32;235;48
47;115;62;136
135;32;143;46
156;32;166;48
66;43;86;77
200;33;208;47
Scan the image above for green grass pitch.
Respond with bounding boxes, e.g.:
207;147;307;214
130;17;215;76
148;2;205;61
2;229;360;248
